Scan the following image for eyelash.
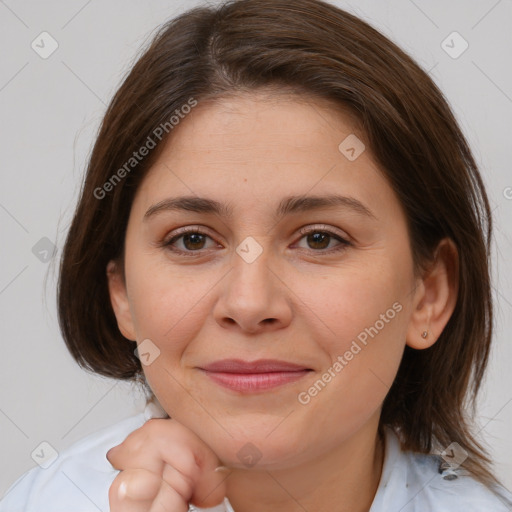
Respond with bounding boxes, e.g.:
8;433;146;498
161;225;351;257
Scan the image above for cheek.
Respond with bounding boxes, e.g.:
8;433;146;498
125;262;214;416
293;258;408;355
287;256;411;442
126;259;210;352
290;259;409;406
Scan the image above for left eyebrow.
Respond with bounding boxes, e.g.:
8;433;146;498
143;194;376;221
276;194;376;220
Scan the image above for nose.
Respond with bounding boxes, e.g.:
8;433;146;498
213;248;293;334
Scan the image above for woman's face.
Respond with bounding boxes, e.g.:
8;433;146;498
109;91;426;469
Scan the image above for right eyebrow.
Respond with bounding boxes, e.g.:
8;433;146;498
144;196;233;220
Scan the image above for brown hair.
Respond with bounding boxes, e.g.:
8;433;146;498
58;0;500;491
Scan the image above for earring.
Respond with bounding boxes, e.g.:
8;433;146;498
422;309;431;340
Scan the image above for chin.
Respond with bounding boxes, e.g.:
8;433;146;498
206;429;308;471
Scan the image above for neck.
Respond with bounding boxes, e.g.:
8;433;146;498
225;414;385;512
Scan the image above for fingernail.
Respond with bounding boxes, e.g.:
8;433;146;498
214;465;230;473
118;481;127;500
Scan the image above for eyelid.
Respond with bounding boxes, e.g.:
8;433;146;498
162;223;351;255
292;224;351;253
164;225;217;242
162;225;221;253
297;223;350;240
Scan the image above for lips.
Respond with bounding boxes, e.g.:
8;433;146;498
200;359;311;373
198;359;312;393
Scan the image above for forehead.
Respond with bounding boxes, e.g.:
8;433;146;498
130;91;403;225
168;90;360;154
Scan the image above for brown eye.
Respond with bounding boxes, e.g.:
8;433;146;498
181;233;207;250
163;228;217;254
296;226;351;254
305;232;331;250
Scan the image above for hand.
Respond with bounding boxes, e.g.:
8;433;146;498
107;418;227;512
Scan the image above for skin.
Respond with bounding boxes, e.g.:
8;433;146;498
107;90;458;512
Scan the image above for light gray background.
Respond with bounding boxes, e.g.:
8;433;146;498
1;0;511;499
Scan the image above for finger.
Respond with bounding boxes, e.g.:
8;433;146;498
107;418;227;507
111;438;225;508
148;482;190;512
160;461;196;500
155;423;228;508
107;419;163;473
109;468;160;512
188;462;229;509
107;419;198;479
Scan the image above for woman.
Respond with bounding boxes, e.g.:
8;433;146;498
2;0;511;510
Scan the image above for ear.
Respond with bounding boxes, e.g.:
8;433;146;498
406;238;459;350
106;260;137;341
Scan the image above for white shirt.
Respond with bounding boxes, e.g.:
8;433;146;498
1;401;511;512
